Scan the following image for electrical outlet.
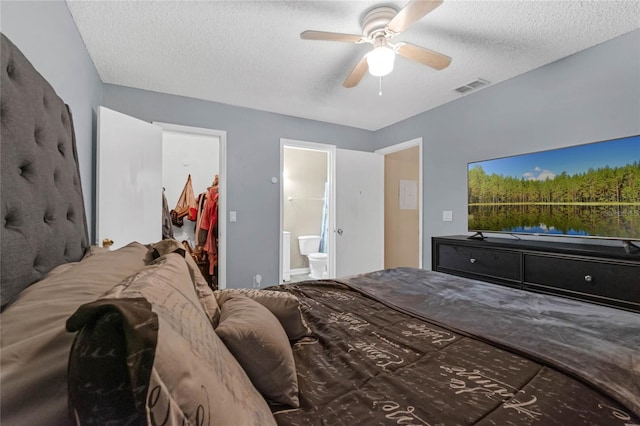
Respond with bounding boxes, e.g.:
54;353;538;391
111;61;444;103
443;210;453;222
253;274;262;288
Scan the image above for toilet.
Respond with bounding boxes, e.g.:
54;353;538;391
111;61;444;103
308;253;328;279
297;235;328;279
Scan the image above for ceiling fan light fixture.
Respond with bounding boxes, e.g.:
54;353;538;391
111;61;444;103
301;1;448;88
366;46;395;77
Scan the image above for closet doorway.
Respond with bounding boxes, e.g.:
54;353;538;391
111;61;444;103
96;107;227;288
155;122;227;289
376;137;423;269
280;139;335;283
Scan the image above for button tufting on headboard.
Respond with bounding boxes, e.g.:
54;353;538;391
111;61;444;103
18;162;34;180
32;255;44;271
6;58;15;78
1;33;89;309
34;127;43;145
43;208;55;224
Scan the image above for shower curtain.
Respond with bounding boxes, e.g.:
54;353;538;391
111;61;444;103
319;181;329;253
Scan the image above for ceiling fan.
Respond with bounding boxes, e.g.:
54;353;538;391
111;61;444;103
300;0;452;88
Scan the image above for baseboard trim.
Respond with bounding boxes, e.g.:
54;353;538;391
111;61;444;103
291;268;310;276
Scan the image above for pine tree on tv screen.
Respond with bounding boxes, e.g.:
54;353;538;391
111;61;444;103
467;135;640;239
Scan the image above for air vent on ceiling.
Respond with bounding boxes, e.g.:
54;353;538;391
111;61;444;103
454;78;490;94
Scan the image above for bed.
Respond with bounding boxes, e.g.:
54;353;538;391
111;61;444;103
1;32;639;426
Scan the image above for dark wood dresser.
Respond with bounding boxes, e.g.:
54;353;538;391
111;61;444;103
432;235;640;312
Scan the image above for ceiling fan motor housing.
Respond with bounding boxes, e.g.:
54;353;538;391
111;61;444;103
361;6;398;40
300;1;450;88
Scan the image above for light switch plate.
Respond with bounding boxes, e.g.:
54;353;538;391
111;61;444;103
443;210;453;222
230;211;237;222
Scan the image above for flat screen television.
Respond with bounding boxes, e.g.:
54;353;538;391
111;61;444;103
467;134;640;242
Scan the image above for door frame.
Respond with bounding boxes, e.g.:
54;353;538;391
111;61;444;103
375;137;424;268
154;122;228;289
280;138;336;283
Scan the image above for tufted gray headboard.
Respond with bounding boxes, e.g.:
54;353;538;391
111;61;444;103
1;34;89;309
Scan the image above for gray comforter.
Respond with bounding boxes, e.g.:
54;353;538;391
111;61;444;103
340;268;640;418
272;268;639;425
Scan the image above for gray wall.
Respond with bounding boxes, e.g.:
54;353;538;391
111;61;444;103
1;1;103;241
374;30;640;269
3;0;638;283
103;85;373;288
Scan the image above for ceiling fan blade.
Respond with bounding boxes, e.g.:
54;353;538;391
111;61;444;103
300;30;364;43
387;0;443;35
396;42;451;70
343;55;369;88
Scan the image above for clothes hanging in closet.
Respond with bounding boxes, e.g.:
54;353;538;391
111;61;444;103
195;191;208;245
199;176;219;276
170;174;197;227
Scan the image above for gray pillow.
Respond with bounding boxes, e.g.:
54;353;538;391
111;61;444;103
67;254;276;426
216;294;300;408
1;242;149;426
214;288;311;340
149;239;220;327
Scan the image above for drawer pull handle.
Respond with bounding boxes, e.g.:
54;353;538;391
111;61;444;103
584;275;593;283
470;258;476;264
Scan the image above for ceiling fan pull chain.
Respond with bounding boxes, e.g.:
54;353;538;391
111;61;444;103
379;76;383;96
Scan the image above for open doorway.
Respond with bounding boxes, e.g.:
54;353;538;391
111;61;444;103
96;108;228;288
155;122;227;289
376;138;423;269
280;139;335;283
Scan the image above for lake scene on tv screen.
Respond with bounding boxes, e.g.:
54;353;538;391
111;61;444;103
468;135;640;239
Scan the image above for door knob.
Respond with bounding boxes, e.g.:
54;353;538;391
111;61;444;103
336;228;343;235
102;238;114;248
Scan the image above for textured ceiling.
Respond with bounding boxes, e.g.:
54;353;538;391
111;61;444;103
66;0;639;131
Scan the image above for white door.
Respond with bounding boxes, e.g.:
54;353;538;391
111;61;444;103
335;149;384;277
97;106;163;249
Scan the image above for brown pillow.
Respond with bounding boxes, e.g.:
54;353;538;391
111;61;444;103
149;239;220;327
67;254;275;426
215;294;300;408
214;289;311;340
1;242;150;426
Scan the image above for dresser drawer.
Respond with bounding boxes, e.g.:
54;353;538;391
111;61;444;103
524;254;640;304
436;244;521;282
